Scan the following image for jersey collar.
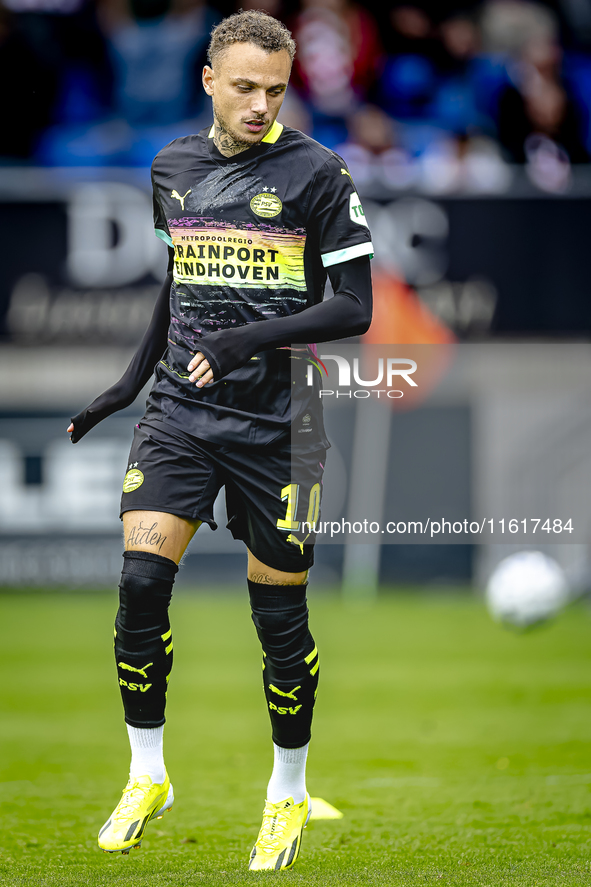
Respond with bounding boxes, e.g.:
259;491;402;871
207;120;284;145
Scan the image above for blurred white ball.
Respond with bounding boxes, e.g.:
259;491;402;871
486;551;569;629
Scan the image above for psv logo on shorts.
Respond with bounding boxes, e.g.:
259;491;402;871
123;469;144;493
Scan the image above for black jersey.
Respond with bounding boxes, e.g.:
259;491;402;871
147;122;373;448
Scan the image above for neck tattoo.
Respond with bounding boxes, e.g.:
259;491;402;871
213;120;253;157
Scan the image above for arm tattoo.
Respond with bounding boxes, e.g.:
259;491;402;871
213;120;251;158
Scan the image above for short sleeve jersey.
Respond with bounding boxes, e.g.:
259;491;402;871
148;121;373;448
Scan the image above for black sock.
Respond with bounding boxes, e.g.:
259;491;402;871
115;550;178;728
248;580;319;749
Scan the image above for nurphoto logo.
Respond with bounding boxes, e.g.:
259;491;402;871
307;355;418;399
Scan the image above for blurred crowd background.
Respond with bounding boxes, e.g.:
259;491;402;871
2;0;591;185
2;0;591;590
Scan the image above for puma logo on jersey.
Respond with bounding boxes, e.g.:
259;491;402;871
269;684;301;700
269;702;303;715
287;533;306;554
118;661;153;679
119;678;152;692
171;189;191;210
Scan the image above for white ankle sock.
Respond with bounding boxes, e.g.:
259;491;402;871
126;725;166;784
266;742;309;804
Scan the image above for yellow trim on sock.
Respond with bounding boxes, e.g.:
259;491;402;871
304;646;318;665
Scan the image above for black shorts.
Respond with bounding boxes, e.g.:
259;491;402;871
120;420;325;572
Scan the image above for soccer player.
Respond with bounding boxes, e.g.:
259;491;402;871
68;10;373;871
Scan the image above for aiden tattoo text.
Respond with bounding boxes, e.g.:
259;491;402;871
126;522;168;553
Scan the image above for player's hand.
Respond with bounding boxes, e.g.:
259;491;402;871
187;352;215;387
67;422;74;434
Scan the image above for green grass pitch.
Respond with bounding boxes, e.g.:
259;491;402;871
1;589;591;886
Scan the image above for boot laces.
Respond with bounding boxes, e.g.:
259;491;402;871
258;805;291;853
114;781;152;820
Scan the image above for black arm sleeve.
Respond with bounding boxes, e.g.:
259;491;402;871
196;256;372;381
70;254;173;443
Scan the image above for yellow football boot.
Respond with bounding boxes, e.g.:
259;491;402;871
98;772;173;853
248;794;311;871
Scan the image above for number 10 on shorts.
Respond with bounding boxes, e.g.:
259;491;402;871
276;483;321;532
